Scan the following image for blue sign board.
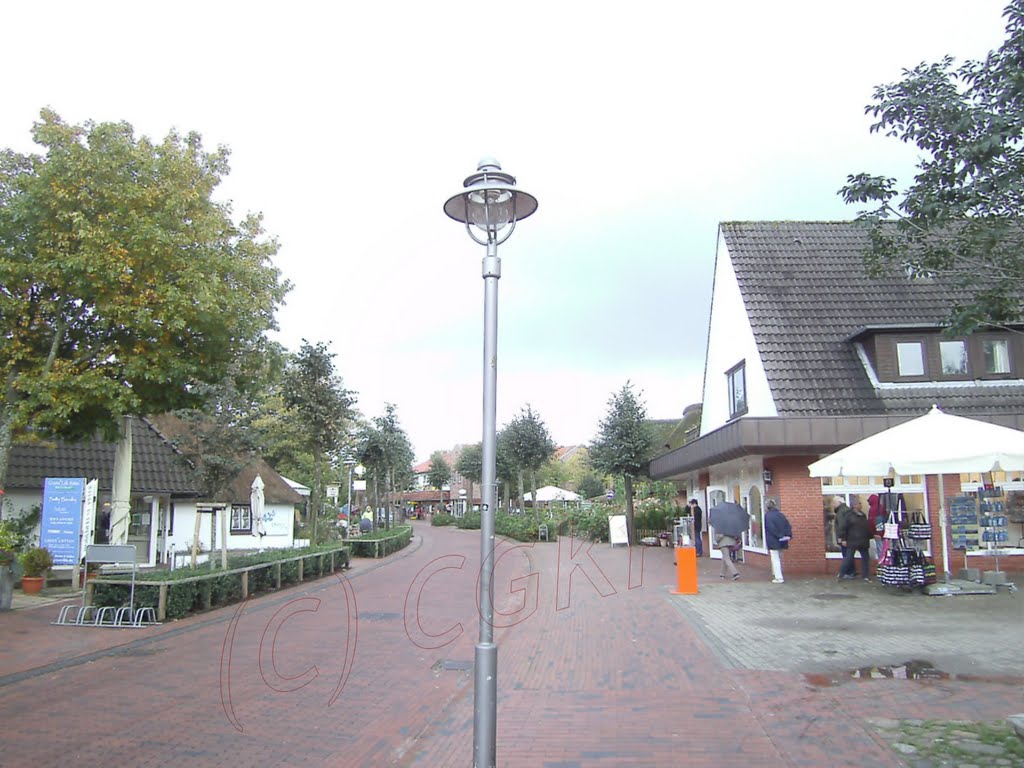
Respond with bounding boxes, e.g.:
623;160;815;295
40;477;85;566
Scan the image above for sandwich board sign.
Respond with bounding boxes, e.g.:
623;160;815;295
608;514;629;546
40;477;85;566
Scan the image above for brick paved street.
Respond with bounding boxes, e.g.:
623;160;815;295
1;524;1021;767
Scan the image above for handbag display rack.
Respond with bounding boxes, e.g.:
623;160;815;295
877;536;936;588
907;511;932;541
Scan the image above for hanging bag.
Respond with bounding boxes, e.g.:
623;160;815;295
908;511;932;540
883;511;900;540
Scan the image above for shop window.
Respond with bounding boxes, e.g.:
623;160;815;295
822;487;927;556
726;362;747;418
231;504;252;534
939;340;968;376
982;339;1010;374
128;497;152;537
896;342;924;376
747;486;764;549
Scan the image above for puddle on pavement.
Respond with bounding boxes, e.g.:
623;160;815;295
851;660;950;680
806;659;950;687
807;661;1024;688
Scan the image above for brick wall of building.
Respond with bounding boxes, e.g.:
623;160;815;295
768;455;833;576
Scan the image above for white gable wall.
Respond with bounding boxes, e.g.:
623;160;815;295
166;503;296;559
700;229;777;435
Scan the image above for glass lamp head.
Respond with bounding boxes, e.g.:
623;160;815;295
444;158;537;243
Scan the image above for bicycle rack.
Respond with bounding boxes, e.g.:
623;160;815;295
52;544;161;628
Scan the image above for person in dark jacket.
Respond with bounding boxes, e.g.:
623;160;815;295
764;498;792;583
832;495;851;575
838;498;872;580
688;498;704;557
867;493;885;561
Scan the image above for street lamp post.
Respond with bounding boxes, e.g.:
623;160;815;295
445;158;537;768
344;459;357;527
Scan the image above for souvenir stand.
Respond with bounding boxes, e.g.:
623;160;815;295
876;491;936;589
809;406;1024;588
979;488;1011;572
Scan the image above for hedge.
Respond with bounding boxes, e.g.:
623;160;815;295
90;545;350;621
347;526;412;558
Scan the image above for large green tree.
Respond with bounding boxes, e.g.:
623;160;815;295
841;1;1024;332
284;340;355;543
168;343;286;498
0;109;289;491
251;392;316;484
589;382;654;545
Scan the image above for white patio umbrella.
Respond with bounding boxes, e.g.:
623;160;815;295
808;405;1024;579
523;486;581;503
808;405;1024;477
251;474;267;543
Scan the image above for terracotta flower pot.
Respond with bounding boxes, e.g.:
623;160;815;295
21;576;45;595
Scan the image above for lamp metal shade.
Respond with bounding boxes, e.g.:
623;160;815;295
444;158;537;236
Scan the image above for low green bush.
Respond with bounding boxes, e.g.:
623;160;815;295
495;513;539;542
90;544;350;619
210;572;242;605
455;512;481;530
93;581;196;619
431;512;454;527
348;526;412;558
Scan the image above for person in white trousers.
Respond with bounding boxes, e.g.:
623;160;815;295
764;498;793;583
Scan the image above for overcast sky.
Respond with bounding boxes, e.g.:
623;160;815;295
2;1;1009;460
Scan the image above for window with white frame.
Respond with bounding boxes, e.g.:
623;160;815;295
726;362;747;418
231;504;252;534
982;338;1010;374
896;342;925;376
940;340;968;375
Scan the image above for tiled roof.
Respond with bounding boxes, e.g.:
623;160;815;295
721;221;1024;417
146;413;303;505
6;417;201;495
225;459;305;506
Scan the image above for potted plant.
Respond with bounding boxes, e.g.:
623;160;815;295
19;547;53;595
79;558;101;587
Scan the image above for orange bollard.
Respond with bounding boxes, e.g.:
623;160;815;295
672;546;698;594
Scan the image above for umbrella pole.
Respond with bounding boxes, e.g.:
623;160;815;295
937;473;951;583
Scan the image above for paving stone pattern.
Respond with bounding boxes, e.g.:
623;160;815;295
1;528;1022;767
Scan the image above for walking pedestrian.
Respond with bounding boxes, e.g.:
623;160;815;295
688;498;704;557
714;532;740;580
764;498;792;584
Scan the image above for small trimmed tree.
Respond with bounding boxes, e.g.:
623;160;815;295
426;451;452;512
455;443;483;515
284;341;355;543
502;406;556;526
589;382;654;545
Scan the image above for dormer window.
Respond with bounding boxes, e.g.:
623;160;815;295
940;340;968;375
983;339;1010;374
727;361;747;419
896;342;925;376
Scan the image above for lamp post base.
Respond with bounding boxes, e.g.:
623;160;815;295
473;641;497;768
